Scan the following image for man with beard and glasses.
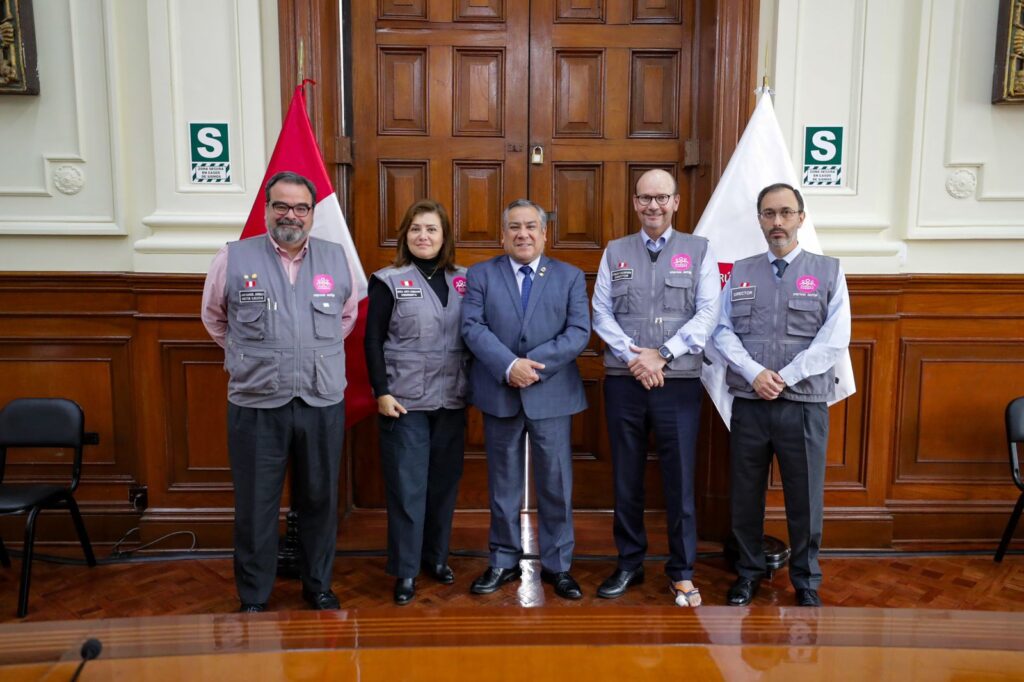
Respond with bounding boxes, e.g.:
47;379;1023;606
712;182;850;608
201;171;359;613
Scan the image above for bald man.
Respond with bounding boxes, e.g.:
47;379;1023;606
592;169;720;606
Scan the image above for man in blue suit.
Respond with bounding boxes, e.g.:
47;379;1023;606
461;198;591;600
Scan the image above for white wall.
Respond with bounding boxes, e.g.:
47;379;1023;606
760;0;1024;273
0;0;280;273
2;0;1020;275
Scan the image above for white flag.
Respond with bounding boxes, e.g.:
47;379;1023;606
694;92;856;427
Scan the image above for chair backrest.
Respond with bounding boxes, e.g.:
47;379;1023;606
0;398;86;490
1007;396;1024;490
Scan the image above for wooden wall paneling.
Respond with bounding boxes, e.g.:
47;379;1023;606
378;48;428;135
551;163;603;248
453;161;503;245
555;0;605;23
379;160;430;246
453;48;505;137
379;0;426;20
633;0;683;23
628;50;681;138
553;49;605;138
454;0;504;22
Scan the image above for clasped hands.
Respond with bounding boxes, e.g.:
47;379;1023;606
509;358;545;388
628;344;667;391
752;369;786;400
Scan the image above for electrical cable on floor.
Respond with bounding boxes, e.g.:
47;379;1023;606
109;527;198;559
6;544;1020;567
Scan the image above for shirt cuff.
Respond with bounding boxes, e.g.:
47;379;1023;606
505;358;517;384
740;358;766;384
778;366;800;387
663;336;688;359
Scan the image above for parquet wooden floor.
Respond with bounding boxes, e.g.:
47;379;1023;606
3;549;1024;622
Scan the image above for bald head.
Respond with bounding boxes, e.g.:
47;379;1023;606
633;169;680;238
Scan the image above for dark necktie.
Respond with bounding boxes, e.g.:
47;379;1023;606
773;259;788;278
519;265;533;311
647;241;661;262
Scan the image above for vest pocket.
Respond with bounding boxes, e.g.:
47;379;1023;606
611;281;630;314
229;350;279;394
454;354;470;400
235;304;267;341
394;301;421;339
730;302;753;334
315;348;345;396
311;299;340;339
663;276;694;313
384;353;425;400
786;298;823;338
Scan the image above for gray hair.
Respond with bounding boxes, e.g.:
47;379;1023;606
501;199;547;230
265;171;317;205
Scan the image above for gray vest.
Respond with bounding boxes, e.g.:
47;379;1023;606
374;264;469;411
224;234;352;408
603;230;708;378
725;250;839;403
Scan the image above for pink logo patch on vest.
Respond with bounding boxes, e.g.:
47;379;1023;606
796;275;819;293
453;276;468;296
671;253;691;271
313;274;334;293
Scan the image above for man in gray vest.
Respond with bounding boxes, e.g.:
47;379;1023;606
712;182;851;607
592;169;720;606
201;171;358;612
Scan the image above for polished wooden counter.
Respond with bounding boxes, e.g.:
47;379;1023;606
3;607;1024;681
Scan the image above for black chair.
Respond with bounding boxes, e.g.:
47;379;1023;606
0;398;98;617
995;396;1024;562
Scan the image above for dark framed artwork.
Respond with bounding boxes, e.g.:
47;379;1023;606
992;0;1024;103
0;0;38;96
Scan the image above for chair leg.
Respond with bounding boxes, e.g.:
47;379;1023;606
0;536;10;568
17;507;43;618
995;493;1024;562
66;495;97;567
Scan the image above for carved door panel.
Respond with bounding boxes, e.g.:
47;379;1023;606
351;0;694;512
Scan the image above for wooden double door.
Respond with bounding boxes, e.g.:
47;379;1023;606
349;0;702;513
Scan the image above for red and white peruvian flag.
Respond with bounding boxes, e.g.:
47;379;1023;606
400;280;414;287
241;80;373;426
694;91;855;427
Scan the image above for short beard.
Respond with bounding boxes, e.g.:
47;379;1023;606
272;222;305;245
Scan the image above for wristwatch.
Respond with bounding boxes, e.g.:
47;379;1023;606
658;345;674;362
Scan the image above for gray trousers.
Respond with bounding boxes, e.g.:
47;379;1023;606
483;410;575;573
228;398;343;604
379;408;465;579
729;397;828;590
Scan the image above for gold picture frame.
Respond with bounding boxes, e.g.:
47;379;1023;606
993;0;1024;103
0;0;38;96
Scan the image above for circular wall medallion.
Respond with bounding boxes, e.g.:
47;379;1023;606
945;169;976;199
53;165;85;195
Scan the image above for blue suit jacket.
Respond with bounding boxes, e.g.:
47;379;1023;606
461;254;590;419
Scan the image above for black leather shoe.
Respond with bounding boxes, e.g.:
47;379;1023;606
541;570;583;600
795;588;821;607
727;577;760;606
470;566;522;594
302;589;340;610
596;567;645;599
238;603;266;613
394;578;416;605
421;562;455;585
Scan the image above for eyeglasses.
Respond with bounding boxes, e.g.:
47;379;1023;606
635;194;674;206
758;208;801;220
269;201;312;218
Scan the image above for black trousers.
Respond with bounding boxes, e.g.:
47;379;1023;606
378;407;465;579
605;375;703;581
228;398;344;604
729;397;828;590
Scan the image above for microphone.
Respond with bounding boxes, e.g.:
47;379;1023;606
69;638;102;682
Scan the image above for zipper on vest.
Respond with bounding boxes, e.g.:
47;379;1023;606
648;259;658;347
292;280;300;395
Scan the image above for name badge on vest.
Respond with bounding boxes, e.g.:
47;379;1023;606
395;287;423;300
731;285;755;302
611;268;633;282
239;289;267;304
